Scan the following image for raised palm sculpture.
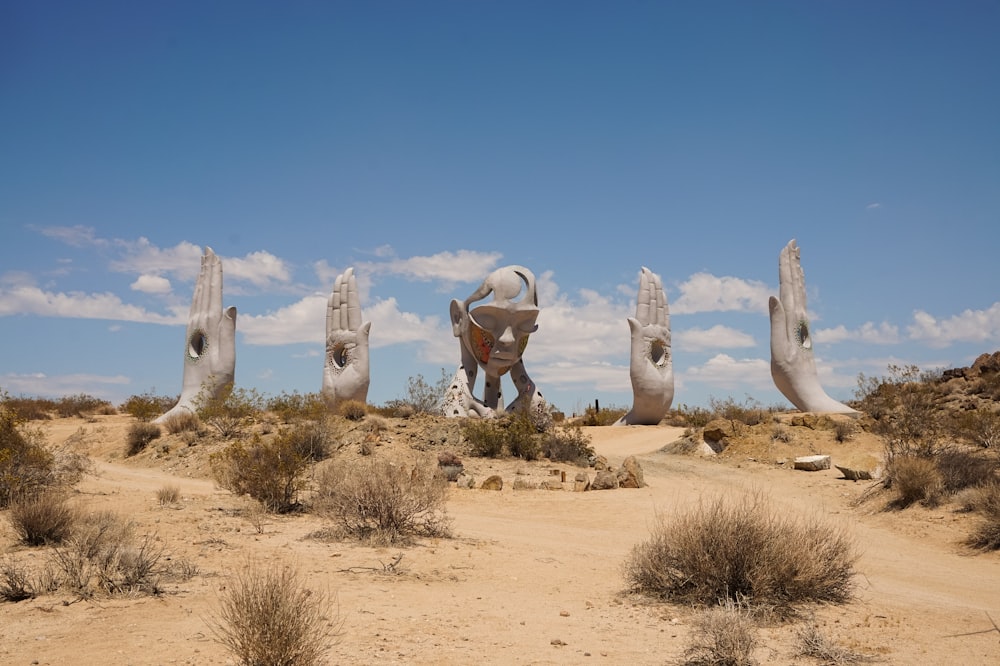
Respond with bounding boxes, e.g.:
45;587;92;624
615;267;674;425
442;265;547;420
156;247;237;423
769;240;855;413
321;267;371;410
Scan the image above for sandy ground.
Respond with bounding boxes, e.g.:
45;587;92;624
2;415;1000;665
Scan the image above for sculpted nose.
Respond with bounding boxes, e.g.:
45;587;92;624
497;326;516;347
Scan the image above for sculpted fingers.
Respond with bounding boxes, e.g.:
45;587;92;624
636;268;653;324
344;268;362;331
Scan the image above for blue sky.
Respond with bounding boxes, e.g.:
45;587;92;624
2;1;998;415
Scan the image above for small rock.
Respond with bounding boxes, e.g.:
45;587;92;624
794;454;831;471
551;638;567;646
480;475;503;491
835;465;873;481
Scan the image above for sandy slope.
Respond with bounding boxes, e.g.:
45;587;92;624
1;416;999;665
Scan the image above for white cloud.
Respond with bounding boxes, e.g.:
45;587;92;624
682;354;772;389
0;372;130;399
672;273;772;315
866;202;882;210
531;360;631;394
360;248;503;286
222;250;293;287
675;325;755;352
0;284;182;324
239;294;328;345
907;303;1000;348
130;274;172;294
37;224;109;248
814;321;900;345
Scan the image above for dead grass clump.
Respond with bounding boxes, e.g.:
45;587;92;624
965;483;1000;551
541;422;595;465
49;510;163;597
8;492;76;546
209;560;339;666
624;492;857;614
277;420;338;462
833;420;856;443
886;454;944;508
0;555;36;602
795;621;875;664
315;458;452;545
160;410;200;434
125;422;161;456
683;599;759;666
581;404;629;426
464;413;541;460
770;425;794;443
156;485;180;506
339;399;367;421
933;448;998;493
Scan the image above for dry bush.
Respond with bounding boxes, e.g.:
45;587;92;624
886;454;944;508
0;555;36;602
708;396;772;427
195;384;264;439
314;458;451;545
833;420;857;443
954;481;1000;513
2;396;56;421
770;426;793;443
49;510;163;597
541;422;595;465
265;390;327;424
463;413;541;460
339;399;367;421
54;393;114;418
156;485;180;506
209;559;338;666
0;406;57;508
951;408;1000;449
933;448;998;493
581;404;628;426
121;391;176;422
624;492;857;614
125;422;161;456
211;436;311;513
965;483;1000;550
161;409;200;434
276;420;338;463
683;599;758;666
795;621;874;664
8;492;76;546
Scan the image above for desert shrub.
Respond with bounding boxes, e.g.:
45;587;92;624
195;384;264;439
708;396;772;427
49;510;162;596
211;436;310;513
673;404;714;428
795;621;873;664
951;408;1000;449
624;492;857;613
125;422;161;456
0;555;36;602
339;399;367;421
954;482;1000;513
2;395;56;421
683;599;758;666
886;454;944;508
933;448;998;493
965;484;1000;550
463;413;540;460
833;420;856;443
770;425;793;443
161;410;200;434
854;364;946;459
541;423;595;465
581;404;628;426
265;390;328;423
157;485;180;506
209;559;338;666
276;420;338;463
54;393;114;418
381;369;451;415
8;492;76;546
121;390;176;422
0;406;57;508
315;458;451;545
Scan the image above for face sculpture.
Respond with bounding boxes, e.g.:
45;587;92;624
451;266;539;378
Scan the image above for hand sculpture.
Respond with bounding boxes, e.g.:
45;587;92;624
156;247;237;423
321;267;371;410
441;265;548;421
615;267;674;425
769;240;856;413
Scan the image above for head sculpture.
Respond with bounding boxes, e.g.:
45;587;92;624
443;265;547;421
450;265;539;377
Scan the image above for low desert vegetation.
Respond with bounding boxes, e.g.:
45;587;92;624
211;435;311;513
314;457;451;545
580;403;628;426
265;390;328;423
8;492;76;546
209;559;339;666
156;484;180;506
195;383;265;439
463;412;541;460
964;482;1000;550
125;421;161;456
0;401;67;508
541;422;595;465
275;419;339;463
794;620;875;664
120;390;176;422
338;399;367;421
0;555;36;602
49;510;163;597
625;492;857;615
160;409;200;434
377;369;451;416
683;599;759;666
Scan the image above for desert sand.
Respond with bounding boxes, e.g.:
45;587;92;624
2;414;1000;665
